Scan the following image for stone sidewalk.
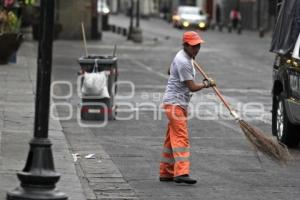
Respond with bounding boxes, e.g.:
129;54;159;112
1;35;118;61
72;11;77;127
0;43;85;200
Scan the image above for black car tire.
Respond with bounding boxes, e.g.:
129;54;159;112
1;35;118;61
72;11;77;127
272;94;300;148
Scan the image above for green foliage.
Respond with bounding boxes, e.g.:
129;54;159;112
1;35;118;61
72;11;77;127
0;3;21;34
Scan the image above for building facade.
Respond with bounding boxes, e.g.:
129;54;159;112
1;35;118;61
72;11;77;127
108;0;276;31
50;0;278;39
216;0;272;30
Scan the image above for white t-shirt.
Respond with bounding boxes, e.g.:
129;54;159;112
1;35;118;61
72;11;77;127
162;49;195;109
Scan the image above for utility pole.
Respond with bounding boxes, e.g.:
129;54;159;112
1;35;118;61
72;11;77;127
131;0;143;43
117;0;121;13
91;0;100;40
257;0;265;37
98;0;103;40
136;0;140;28
257;0;261;29
128;0;134;40
7;0;67;199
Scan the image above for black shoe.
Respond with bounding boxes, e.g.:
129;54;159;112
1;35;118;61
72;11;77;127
174;175;197;184
159;177;174;182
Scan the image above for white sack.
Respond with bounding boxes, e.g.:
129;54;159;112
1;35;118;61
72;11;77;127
82;71;110;98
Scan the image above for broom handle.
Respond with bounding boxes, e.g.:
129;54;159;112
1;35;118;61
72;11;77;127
193;60;237;118
81;22;88;56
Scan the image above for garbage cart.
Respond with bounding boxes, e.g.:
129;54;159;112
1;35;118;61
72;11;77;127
78;55;118;121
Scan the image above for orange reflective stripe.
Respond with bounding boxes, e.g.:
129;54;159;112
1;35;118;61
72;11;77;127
161;156;189;164
162;147;172;154
161;157;175;164
173;147;189;153
161;149;190;164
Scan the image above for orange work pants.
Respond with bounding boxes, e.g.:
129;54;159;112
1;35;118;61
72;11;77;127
160;104;190;178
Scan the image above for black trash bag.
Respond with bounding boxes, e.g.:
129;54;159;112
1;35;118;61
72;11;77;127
270;0;300;55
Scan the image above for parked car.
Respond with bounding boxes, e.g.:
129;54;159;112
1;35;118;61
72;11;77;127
271;35;300;148
172;6;209;30
271;0;300;148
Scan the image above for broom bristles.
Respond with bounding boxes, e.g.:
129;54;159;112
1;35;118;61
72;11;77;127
239;120;292;164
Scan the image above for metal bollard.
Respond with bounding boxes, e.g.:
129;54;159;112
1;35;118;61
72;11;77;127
228;24;232;33
237;25;242;34
111;25;116;33
259;28;264;38
117;27;121;34
218;23;223;32
122;28;127;36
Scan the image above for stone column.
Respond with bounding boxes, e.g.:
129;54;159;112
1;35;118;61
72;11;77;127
110;0;118;14
57;0;92;39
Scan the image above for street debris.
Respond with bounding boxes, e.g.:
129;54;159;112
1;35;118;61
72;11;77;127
72;153;80;162
72;153;98;162
85;153;96;159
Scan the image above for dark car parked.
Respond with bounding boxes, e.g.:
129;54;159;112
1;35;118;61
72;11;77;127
272;45;300;147
271;0;300;147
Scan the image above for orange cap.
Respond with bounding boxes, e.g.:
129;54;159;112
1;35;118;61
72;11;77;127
183;31;205;46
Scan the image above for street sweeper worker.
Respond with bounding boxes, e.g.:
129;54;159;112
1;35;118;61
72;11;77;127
159;31;216;184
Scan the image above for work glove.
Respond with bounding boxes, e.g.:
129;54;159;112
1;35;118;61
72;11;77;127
203;78;216;88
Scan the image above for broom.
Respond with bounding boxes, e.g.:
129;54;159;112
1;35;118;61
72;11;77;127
192;60;292;164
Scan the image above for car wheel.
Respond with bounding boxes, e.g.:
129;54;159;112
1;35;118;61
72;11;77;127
272;94;300;148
